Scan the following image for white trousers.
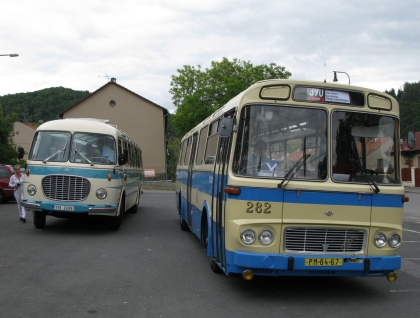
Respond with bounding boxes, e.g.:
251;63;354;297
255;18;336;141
14;189;26;218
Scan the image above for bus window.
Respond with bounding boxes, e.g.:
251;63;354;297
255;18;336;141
233;105;327;179
195;126;209;165
204;120;219;165
183;137;192;166
332;111;399;184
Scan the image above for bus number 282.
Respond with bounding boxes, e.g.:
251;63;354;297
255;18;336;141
246;202;271;214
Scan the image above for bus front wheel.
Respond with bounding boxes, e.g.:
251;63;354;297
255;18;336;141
33;211;46;229
108;201;124;230
180;214;189;231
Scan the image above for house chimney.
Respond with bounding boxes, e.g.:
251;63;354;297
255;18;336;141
111;77;116;82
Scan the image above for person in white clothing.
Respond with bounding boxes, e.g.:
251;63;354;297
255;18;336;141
97;139;115;163
9;165;26;222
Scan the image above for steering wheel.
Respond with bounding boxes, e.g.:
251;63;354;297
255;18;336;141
346;168;378;176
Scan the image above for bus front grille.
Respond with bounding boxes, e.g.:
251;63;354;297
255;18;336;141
42;175;91;201
284;228;366;253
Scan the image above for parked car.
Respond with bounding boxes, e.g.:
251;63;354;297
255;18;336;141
0;164;16;203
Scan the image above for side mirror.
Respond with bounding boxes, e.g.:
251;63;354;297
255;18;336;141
407;131;416;149
218;117;233;138
18;147;24;159
118;153;125;166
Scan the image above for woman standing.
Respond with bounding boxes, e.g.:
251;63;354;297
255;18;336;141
9;165;26;223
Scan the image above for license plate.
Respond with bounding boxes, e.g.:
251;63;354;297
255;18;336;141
53;205;74;211
305;258;343;266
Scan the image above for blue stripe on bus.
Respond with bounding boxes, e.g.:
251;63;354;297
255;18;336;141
225;250;401;276
27;165;127;179
177;169;404;208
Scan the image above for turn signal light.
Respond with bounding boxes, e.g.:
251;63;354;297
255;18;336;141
224;187;241;195
402;196;409;203
242;269;254;280
108;174;112;181
387;272;397;282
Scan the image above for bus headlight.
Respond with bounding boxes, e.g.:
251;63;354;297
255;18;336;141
240;229;256;245
374;232;387;248
388;233;401;248
27;184;36;196
96;188;108;200
258;229;274;245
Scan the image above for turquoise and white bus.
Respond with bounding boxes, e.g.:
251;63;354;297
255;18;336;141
21;118;143;230
176;79;414;281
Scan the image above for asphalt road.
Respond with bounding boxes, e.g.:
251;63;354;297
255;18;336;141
0;190;419;318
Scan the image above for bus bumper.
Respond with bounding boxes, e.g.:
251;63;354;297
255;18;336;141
21;200;118;214
225;250;401;277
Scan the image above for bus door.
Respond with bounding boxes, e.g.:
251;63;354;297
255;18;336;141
211;117;233;271
186;133;198;227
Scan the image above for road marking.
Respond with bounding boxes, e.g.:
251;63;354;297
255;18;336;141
389;290;420;293
402;228;420;234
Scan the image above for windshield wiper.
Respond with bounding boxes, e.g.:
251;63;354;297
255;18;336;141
74;146;93;166
359;173;380;193
349;158;380;193
278;154;311;189
43;141;68;163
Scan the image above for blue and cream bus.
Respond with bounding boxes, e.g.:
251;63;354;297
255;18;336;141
21;118;143;230
176;79;414;281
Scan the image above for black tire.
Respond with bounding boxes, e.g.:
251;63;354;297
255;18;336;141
0;190;4;204
107;200;124;230
210;258;223;274
180;214;189;231
201;217;208;248
33;211;46;229
128;203;138;214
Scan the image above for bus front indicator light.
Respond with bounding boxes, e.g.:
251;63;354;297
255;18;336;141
241;229;256;244
242;269;254;280
387;272;397;282
96;188;108;200
374;232;387;248
258;229;274;245
388;233;401;248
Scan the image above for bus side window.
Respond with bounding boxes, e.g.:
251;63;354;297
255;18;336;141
183;137;192;166
204;120;219;165
195;126;209;165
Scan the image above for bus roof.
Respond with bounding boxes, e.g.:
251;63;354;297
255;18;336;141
35;118;139;147
181;79;399;140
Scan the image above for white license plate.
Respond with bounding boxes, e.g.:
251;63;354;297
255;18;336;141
53;205;74;211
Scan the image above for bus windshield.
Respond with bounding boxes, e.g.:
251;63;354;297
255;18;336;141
28;131;116;165
233;105;327;180
332;111;399;185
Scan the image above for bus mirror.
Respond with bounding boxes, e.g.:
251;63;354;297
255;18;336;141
18;147;24;159
407;131;415;149
218;117;233;138
118;153;125;166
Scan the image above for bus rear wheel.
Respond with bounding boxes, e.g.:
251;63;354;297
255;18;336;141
33;211;46;229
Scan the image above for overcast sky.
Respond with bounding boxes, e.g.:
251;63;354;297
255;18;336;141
1;0;419;113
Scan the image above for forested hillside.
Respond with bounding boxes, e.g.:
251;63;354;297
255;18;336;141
0;87;90;124
386;81;420;138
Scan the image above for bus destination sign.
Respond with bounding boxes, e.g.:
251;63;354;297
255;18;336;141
294;87;353;104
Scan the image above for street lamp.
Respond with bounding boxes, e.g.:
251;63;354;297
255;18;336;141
0;53;19;57
333;71;350;84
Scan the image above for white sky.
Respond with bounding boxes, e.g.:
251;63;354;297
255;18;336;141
1;0;419;113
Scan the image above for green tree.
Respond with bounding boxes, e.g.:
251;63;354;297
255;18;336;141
169;58;291;137
0;105;19;163
387;81;420;138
